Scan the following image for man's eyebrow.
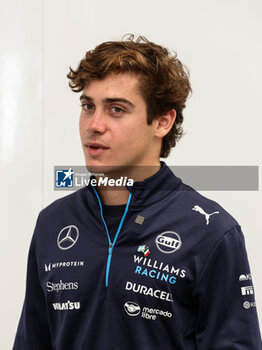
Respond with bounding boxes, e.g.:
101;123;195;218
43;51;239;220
79;95;135;108
79;95;93;102
103;98;135;108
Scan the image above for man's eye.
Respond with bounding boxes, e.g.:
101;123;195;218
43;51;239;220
81;103;94;111
111;106;124;114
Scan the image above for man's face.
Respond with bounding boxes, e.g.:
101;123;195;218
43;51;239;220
79;72;160;176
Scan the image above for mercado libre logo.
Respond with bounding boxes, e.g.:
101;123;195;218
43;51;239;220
124;301;141;316
124;301;172;321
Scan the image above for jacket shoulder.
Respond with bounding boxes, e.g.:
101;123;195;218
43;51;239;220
38;187;89;221
177;182;239;237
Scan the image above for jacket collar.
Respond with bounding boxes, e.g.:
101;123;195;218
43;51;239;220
125;161;182;209
86;162;182;210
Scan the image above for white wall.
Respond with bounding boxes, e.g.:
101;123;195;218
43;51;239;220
0;0;43;347
1;0;261;348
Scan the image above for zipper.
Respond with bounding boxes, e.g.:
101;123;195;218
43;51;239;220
92;186;132;287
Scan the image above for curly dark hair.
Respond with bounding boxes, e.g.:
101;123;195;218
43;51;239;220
67;34;192;157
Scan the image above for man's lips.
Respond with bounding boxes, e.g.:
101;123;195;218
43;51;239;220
84;142;109;156
85;142;109;149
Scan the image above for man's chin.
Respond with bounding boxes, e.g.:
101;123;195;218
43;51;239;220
85;163;133;179
85;163;119;177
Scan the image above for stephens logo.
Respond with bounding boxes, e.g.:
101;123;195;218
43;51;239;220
46;280;78;293
124;302;141;316
155;231;182;254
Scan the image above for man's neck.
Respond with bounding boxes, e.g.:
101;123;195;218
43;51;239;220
98;188;130;206
95;162;161;205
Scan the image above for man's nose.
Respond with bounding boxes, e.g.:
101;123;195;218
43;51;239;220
87;109;106;134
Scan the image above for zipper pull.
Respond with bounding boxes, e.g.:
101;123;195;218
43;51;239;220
109;243;113;253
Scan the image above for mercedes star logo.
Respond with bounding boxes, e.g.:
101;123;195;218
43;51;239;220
57;225;79;250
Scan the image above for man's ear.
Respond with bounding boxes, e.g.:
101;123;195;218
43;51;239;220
153;109;176;138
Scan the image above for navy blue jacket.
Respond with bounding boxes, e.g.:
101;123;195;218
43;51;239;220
13;163;262;349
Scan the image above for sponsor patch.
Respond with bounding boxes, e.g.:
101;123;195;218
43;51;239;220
124;302;141;316
132;254;186;285
124;301;172;321
239;274;252;282
44;261;84;272
52;300;80;311
155;231;182;254
243;301;256;309
46;280;78;293
125;281;173;302
57;225;79;250
241;286;254;296
137;245;150;256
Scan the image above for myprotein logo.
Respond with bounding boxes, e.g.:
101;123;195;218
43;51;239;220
155;231;182;254
124;301;172;321
44;260;84;272
46;280;78;293
57;225;79;250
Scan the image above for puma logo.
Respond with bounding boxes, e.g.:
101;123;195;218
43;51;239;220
192;205;219;225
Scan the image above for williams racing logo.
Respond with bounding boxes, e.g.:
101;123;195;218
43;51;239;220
155;231;182;254
133;244;186;285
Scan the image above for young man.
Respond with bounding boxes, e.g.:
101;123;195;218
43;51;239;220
13;35;261;349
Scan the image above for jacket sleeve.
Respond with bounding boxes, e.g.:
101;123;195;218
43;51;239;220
194;225;262;349
13;221;53;349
